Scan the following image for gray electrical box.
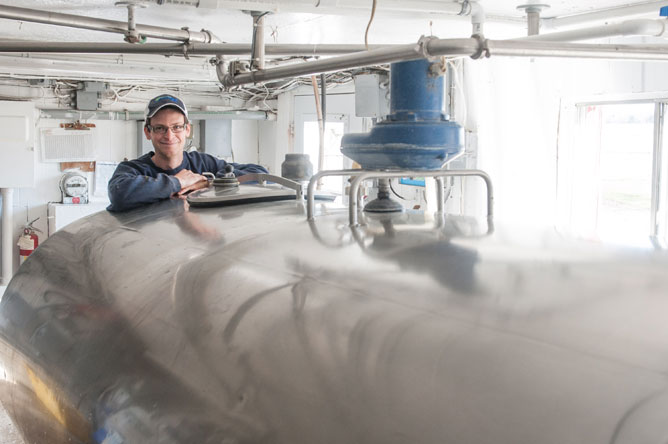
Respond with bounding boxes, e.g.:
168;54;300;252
354;73;390;118
201;120;232;158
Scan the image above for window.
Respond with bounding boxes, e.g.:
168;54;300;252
558;101;668;247
303;120;346;193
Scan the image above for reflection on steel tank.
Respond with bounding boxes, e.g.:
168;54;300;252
1;194;668;444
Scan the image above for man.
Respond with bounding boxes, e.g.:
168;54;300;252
107;94;268;212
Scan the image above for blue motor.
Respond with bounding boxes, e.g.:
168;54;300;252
341;58;464;170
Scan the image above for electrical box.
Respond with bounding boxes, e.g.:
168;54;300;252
0;101;35;188
354;73;390;118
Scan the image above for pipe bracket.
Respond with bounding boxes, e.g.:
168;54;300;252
470;34;490;59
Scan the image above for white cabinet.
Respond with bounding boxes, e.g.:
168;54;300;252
0;101;35;188
47;203;108;235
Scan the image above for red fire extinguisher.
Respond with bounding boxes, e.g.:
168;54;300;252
17;217;41;265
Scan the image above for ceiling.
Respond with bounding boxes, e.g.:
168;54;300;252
0;0;664;105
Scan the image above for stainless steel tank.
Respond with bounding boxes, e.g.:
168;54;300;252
1;196;668;444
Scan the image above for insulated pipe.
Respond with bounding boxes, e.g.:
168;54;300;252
520;19;666;42
545;1;668;28
0;42;384;55
0;5;218;43
1;188;13;286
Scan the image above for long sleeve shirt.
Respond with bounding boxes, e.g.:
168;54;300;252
107;151;268;212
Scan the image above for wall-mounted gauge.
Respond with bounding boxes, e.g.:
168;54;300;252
59;170;89;204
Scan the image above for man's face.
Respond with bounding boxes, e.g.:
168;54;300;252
144;107;191;159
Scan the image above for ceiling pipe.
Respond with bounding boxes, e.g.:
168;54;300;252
219;37;477;87
518;18;666;42
221;36;668;87
40;109;275;121
467;1;485;36
517;4;550;36
251;11;268;69
0;4;219;43
544;1;668;28
0;42;388;55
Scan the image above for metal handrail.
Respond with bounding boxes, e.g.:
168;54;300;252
238;173;304;200
306;169;369;220
348;169;494;226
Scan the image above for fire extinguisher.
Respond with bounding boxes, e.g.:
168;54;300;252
17;217;41;265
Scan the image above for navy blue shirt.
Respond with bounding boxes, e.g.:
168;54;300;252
107;151;267;212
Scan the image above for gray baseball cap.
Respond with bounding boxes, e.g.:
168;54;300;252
145;94;188;120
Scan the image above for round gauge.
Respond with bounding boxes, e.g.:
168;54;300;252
59;171;88;198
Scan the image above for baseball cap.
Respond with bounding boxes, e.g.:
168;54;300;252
145;94;188;121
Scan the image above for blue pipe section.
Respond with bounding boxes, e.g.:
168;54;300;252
341;59;464;170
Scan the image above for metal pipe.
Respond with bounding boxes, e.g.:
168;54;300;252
528;10;541;36
651;102;664;237
225;36;668;88
488;39;668;60
546;1;668;28
348;170;493;226
0;4;216;43
251;12;267;69
39;109;274;121
0;42;386;55
520;19;666;42
306;169;366;220
435;177;445;213
1;188;13;286
222;37;481;87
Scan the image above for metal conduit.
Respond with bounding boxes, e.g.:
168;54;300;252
1;37;668;88
0;42;385;55
221;38;480;86
487;39;668;60
224;37;668;87
0;4;217;43
40;109;274;121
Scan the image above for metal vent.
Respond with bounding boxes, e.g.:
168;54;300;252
41;129;95;162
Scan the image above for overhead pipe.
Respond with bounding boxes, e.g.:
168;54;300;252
0;41;386;55
519;18;666;42
39;109;275;121
220;37;478;86
517;4;550;36
250;11;268;69
1;188;13;286
466;1;485;36
0;4;220;43
545;1;668;28
221;36;668;87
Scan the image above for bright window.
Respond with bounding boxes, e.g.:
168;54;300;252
559;102;662;247
304;120;346;193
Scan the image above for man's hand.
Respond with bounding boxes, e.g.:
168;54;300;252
173;169;209;197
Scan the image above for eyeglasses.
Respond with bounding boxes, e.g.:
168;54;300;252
148;123;188;134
